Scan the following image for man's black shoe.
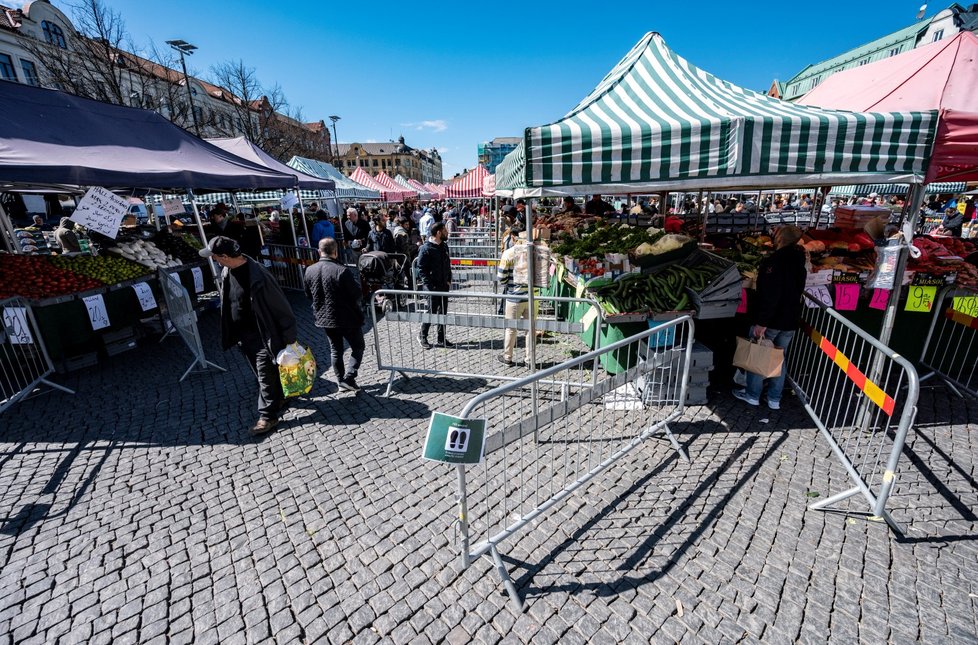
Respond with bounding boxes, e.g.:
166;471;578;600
417;336;432;350
438;339;456;348
339;377;361;392
496;355;514;367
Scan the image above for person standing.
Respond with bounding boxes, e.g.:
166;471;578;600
496;232;550;366
733;225;806;410
304;237;365;393
416;222;453;349
309;202;335;248
418;207;435;239
207;203;244;244
54;217;81;253
366;217;395;253
200;236;297;435
584;194;615;216
342;207;370;263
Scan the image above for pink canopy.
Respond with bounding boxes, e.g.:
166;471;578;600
425;182;446;197
482;174;495;197
349;167;406;202
800;31;978;183
373;171;416;201
406;177;433;196
445;164;490;199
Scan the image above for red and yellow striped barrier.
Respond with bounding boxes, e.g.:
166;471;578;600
945;307;978;331
451;258;498;267
801;322;896;417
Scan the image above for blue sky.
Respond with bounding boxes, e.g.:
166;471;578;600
100;0;932;180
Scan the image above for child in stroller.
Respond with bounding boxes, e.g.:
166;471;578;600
357;251;409;313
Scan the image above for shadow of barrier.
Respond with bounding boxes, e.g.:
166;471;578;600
441;316;695;610
370;289;607;396
1;297;74;414
918;286;978;399
787;292;919;534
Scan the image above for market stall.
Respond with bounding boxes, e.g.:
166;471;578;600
395;174;433;199
287;156;382;201
373;171;416;201
349;167;406;202
445;165;490;200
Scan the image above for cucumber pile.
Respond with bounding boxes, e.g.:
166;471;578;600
593;264;723;313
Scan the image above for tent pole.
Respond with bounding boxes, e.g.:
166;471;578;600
878;182;925;348
188;190;217;280
700;191;711;243
295;188;310;247
526;197;536;375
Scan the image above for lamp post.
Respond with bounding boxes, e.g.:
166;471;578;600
328;115;340;161
166;39;200;136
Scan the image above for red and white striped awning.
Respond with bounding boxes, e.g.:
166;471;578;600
482;174;495;197
374;171;416;201
425;182;447;197
445;164;490;199
406;177;435;197
350;167;407;202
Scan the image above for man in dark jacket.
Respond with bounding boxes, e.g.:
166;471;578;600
366;217;396;253
733;225;806;410
416;221;453;349
201;236;297;435
304;237;365;392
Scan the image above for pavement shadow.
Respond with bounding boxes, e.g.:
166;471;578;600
500;426;789;601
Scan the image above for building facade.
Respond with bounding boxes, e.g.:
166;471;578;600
772;4;978;102
0;0;330;161
477;137;521;174
335;137;443;183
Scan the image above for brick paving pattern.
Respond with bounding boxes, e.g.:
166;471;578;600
1;292;977;643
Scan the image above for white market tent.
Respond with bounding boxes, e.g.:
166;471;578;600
495;32;939;197
288;156;382;200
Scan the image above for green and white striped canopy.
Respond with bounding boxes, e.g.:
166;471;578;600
496;33;939;195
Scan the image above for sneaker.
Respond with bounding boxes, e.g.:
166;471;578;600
496;355;514;367
767;400;781;410
339;377;361;392
732;389;759;407
438;339;456;348
417;336;432;350
250;417;279;436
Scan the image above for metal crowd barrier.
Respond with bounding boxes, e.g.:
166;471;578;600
918;286;978;398
1;297;74;414
786;292;919;534
371;289;606;396
260;243;319;291
410;256;498;294
448;316;694;609
449;225;497;252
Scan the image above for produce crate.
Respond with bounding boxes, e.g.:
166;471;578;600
104;337;138;356
687;292;741;320
56;351;98;373
680;250;741;300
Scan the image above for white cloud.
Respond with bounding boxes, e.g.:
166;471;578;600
437;147;450;153
401;119;448;133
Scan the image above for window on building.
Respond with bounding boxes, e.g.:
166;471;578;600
42;21;67;49
858;59;869;66
372;159;378;167
932;29;944;42
0;54;17;82
810;75;821;90
20;60;39;86
888;47;901;57
381;160;387;168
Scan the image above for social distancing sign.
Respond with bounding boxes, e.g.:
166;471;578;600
422;412;487;465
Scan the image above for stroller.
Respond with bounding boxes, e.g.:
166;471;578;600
357;251;409;314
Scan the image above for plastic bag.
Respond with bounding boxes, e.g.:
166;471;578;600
277;342;316;397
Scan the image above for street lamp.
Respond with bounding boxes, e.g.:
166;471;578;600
328;115;340;161
166;39;200;136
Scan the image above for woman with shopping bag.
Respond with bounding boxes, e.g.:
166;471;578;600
733;225;806;410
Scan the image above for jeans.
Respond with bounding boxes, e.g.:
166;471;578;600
238;330;285;420
324;327;365;380
745;326;795;404
420;294;448;341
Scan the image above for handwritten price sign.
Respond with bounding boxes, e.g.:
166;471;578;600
905;286;936;313
132;282;158;312
82;294;111;330
834;283;860;311
869;289;890;311
2;307;33;344
952;296;978;317
805;285;833;309
191;267;205;294
70;186;128;239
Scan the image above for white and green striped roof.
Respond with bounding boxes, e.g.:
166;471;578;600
496;33;939;195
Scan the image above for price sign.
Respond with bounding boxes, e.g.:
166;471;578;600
131;282;158;312
70;186;128;239
280;192;299;211
2;307;33;344
162;197;185;216
805;285;833;308
869;288;890;310
736;288;748;314
905;286;936;313
834;283;860;311
952;296;978;317
82;294;111;330
191;267;204;293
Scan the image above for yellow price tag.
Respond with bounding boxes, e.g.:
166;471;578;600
581;306;599;330
952;296;978;317
905;285;936;312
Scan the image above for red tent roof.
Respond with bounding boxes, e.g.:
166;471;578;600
445;165;490;198
373;171;415;201
349;167;405;202
800;32;978;182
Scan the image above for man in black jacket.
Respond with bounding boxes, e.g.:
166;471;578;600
304;237;365;392
416;222;453;349
201;236;297;435
734;225;806;410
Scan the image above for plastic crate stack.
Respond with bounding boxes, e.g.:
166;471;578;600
681;250;742;319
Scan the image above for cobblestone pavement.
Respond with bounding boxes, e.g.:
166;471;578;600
2;292;977;644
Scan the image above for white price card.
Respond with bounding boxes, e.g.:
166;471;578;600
162;197;185;216
2;307;33;344
191;267;204;293
280;192;299;211
70;186;128;239
82;294;111;330
805;285;833;309
132;282;157;312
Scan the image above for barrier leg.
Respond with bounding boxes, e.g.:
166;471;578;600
808;486;906;534
651;422;689;463
37;378;75;396
488;544;525;613
384;371;397;397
